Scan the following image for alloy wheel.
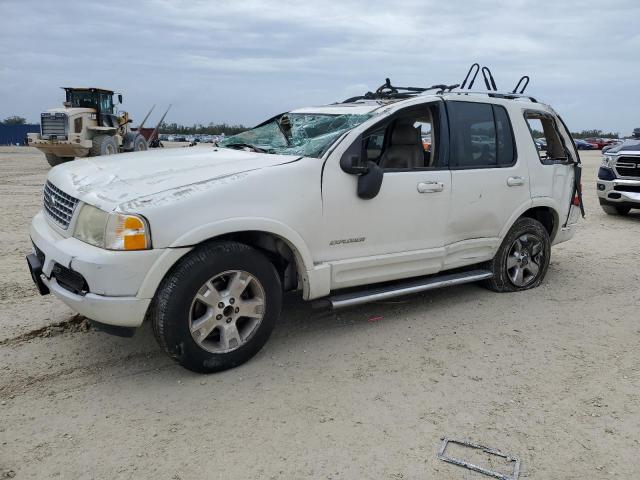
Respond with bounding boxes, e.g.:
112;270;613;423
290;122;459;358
506;233;544;287
188;270;266;353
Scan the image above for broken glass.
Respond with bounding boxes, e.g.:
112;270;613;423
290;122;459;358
219;113;374;158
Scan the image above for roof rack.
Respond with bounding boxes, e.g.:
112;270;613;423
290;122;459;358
341;64;537;104
454;63;537;101
342;78;459;103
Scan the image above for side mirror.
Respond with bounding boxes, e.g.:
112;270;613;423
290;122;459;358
357;161;384;199
340;135;369;174
340;153;369;174
118;94;123;104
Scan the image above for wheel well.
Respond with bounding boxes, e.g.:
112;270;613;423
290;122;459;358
520;207;557;238
202;231;301;292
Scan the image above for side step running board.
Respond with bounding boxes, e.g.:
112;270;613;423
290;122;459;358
325;269;493;310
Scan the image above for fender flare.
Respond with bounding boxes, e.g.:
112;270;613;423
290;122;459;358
498;197;562;241
170;216;314;277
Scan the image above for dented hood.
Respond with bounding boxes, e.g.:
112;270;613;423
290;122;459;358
47;147;300;211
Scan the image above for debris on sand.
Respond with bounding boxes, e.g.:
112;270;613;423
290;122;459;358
437;437;520;480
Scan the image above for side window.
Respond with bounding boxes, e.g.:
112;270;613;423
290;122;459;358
361;104;440;171
365;132;384;162
524;112;569;163
494;106;515;166
448;101;516;168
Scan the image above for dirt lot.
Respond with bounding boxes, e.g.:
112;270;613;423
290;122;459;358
1;146;639;479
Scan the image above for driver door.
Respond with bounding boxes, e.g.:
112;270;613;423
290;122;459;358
319;102;451;290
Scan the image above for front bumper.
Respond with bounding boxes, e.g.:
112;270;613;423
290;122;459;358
29;210;190;328
596;177;640;206
28;134;91;157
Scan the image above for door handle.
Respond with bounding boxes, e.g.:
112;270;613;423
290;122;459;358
417;181;444;193
507;176;526;187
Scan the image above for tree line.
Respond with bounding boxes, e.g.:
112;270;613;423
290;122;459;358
1;116;27;125
531;129;620;139
158;122;247;136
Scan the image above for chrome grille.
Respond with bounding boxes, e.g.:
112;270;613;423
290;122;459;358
615;156;640;178
41;113;68;139
43;181;78;229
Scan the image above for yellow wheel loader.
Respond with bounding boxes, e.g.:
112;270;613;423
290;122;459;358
28;87;148;167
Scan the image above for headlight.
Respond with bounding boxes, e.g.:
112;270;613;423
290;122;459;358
601;155;616;168
73;204;151;250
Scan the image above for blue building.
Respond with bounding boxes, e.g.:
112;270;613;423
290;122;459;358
0;124;40;145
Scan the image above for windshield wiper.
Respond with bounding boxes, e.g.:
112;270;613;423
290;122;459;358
223;143;267;153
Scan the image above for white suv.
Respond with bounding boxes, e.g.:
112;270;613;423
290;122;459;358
27;85;583;372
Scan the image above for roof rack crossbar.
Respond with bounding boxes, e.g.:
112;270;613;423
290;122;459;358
512;75;530;94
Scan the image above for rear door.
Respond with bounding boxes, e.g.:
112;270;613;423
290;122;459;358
445;100;531;266
523;110;580;228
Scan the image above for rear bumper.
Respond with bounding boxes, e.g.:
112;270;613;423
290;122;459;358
552;205;580;245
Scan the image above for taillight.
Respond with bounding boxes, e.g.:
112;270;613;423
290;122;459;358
572;183;582;206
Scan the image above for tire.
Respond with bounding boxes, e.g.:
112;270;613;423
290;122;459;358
44;153;74;167
484;217;551;292
133;134;148;151
151;241;282;373
90;135;118;156
601;204;631;215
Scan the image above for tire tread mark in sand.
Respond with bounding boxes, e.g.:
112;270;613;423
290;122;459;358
0;315;89;346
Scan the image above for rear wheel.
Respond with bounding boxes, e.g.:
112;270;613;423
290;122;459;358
44;153;74;167
484;217;551;292
90;135;118;156
151;241;282;373
601;204;631;215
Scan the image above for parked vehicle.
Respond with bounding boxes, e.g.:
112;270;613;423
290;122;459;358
27;83;583;373
585;138;618;150
534;138;547;150
597;131;640;215
27;88;155;167
602;139;622;154
574;139;594;150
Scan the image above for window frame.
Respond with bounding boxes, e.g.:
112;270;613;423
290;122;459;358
523;109;575;165
446;100;518;170
359;100;449;173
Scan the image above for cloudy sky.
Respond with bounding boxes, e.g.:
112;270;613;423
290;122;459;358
1;0;638;134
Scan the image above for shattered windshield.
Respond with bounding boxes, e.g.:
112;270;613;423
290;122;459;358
219;112;373;158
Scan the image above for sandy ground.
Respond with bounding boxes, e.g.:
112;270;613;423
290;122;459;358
1;146;639;479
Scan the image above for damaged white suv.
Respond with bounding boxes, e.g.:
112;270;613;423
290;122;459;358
27;82;583;372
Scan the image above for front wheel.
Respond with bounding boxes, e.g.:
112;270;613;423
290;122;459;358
90;135;118;156
484;217;551;292
151;241;282;373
